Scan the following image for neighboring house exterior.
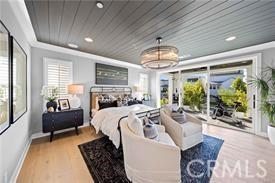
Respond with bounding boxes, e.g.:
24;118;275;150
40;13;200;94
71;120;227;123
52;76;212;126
184;70;245;96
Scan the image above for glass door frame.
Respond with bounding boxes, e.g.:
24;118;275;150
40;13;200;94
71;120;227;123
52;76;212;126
157;53;263;136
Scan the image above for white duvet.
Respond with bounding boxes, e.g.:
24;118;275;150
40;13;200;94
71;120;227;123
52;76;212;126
91;104;153;148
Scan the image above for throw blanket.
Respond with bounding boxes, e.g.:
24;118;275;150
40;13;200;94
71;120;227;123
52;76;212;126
91;104;153;148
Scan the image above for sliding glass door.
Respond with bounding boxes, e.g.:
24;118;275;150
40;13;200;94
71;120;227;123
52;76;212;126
159;59;256;133
208;61;253;133
181;67;208;122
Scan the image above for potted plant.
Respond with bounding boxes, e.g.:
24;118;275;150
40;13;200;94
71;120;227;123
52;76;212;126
40;86;59;111
252;66;275;144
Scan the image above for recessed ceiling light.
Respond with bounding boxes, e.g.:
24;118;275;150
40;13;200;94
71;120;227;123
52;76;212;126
96;1;104;8
225;36;236;41
68;43;78;48
179;54;192;59
85;37;93;42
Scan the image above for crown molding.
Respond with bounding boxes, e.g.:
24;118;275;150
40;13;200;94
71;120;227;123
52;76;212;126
32;41;143;69
8;0;37;44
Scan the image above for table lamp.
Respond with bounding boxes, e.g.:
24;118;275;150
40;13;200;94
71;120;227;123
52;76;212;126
68;84;84;108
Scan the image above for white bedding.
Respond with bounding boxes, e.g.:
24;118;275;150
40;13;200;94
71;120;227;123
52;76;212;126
91;104;153;148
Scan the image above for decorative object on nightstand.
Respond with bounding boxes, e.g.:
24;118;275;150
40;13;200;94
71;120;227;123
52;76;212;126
40;86;59;111
42;108;84;142
68;84;84;108
58;99;70;111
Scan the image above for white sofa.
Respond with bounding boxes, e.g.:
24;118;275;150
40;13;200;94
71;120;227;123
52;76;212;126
120;119;181;183
160;109;203;151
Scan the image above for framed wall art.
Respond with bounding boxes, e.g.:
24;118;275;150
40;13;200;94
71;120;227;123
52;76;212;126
96;63;128;85
0;21;11;134
11;36;27;123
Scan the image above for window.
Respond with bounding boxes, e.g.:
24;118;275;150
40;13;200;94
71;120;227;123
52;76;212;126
139;73;149;93
43;58;73;99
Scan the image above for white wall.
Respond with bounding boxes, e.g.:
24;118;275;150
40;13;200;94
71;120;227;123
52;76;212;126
31;47;152;134
0;1;32;182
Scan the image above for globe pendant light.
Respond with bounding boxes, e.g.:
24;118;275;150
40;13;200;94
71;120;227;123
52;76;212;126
140;37;179;69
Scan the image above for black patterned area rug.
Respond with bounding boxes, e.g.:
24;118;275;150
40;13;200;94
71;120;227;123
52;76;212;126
78;135;223;183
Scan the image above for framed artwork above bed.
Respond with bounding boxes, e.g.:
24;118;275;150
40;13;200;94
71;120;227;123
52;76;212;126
95;63;128;85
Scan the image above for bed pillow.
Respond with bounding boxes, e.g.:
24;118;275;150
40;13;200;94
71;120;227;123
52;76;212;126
98;100;117;110
128;100;142;106
127;112;144;137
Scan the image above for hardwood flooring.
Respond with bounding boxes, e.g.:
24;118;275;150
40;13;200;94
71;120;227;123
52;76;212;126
17;124;275;183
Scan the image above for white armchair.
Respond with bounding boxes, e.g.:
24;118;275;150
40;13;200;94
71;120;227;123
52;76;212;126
120;119;181;183
160;110;203;151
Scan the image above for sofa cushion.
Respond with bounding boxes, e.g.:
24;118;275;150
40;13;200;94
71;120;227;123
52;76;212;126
128;112;144;137
158;132;176;146
180;122;202;137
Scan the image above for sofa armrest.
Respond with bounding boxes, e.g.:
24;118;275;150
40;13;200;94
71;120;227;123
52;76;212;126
160;111;183;147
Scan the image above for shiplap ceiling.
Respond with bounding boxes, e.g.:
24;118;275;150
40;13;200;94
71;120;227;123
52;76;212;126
25;0;275;65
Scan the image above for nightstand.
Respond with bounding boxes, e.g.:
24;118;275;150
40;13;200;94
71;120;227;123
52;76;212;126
42;108;84;142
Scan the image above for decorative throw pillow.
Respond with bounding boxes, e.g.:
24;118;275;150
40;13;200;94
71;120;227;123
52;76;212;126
143;123;159;140
109;94;117;102
171;111;187;124
127;112;144;137
127;100;139;106
98;100;117;110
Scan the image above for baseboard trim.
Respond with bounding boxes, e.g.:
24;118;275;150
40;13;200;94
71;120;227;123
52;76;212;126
31;121;91;140
10;137;32;183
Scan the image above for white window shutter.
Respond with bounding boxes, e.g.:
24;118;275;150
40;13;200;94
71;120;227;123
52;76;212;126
43;58;73;99
139;73;149;93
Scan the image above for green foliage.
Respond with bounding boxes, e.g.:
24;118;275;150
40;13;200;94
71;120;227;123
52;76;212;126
232;77;247;92
217;88;236;106
160;98;168;106
218;77;248;113
251;66;275;126
41;86;59;102
183;80;206;110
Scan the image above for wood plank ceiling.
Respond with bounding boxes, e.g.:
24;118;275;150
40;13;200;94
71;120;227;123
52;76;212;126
25;0;275;65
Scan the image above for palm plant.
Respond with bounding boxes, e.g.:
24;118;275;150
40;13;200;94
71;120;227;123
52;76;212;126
251;66;275;127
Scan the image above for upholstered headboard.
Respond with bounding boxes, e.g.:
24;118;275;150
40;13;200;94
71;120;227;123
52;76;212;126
89;86;132;118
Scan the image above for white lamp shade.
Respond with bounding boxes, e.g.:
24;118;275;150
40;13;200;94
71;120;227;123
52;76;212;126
68;84;84;95
133;85;142;92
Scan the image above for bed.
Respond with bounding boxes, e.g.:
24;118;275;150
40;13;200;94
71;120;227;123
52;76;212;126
90;86;157;148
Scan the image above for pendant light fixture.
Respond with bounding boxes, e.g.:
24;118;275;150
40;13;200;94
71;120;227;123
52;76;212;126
140;37;179;69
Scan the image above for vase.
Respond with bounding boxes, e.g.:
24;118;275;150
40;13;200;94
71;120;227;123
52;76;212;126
46;101;57;111
268;125;275;145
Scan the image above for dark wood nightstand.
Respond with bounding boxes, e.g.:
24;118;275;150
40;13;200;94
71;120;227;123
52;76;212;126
42;108;84;142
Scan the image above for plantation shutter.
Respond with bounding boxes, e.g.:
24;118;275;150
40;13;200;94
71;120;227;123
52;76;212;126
44;58;73;99
0;57;16;99
139;73;149;93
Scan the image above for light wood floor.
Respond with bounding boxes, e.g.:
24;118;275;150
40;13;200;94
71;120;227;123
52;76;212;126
17;124;275;183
